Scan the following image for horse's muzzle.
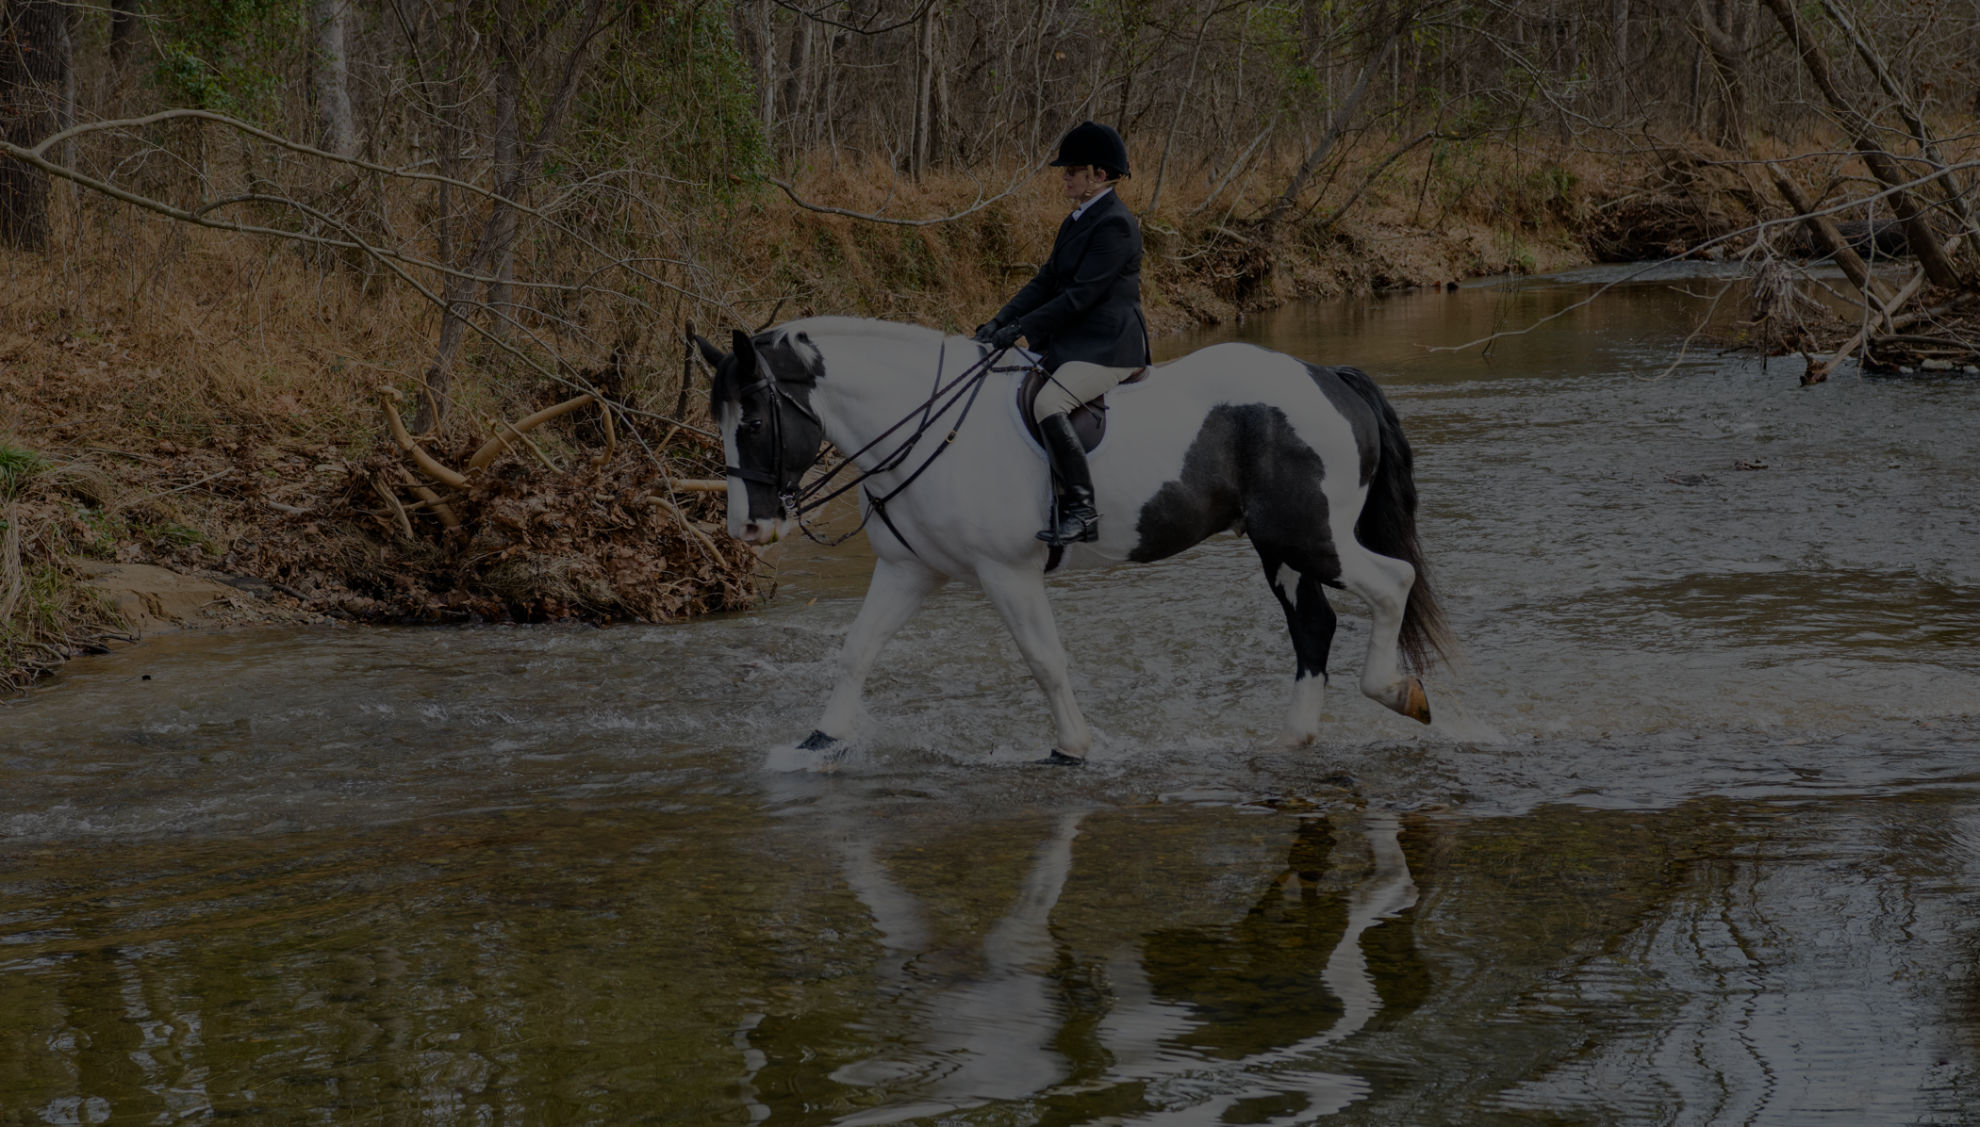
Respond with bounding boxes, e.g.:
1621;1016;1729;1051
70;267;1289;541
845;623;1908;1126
733;516;795;544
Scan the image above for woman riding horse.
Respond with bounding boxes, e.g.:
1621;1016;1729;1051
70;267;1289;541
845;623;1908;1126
974;121;1151;547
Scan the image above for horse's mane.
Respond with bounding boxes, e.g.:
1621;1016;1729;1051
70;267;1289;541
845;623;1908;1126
711;317;961;410
779;317;968;391
793;315;939;339
788;316;948;350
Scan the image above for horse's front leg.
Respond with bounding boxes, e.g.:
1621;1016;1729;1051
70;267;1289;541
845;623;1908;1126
977;562;1092;764
807;557;947;750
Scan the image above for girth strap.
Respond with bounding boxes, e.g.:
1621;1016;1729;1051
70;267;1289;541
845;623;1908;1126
866;489;920;559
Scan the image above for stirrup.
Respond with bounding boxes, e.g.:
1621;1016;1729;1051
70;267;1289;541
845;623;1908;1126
1037;507;1098;545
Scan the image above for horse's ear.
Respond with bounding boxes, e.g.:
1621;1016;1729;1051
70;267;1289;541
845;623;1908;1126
730;329;754;360
692;331;725;369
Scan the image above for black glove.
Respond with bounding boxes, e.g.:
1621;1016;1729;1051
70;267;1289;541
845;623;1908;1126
971;320;999;344
988;321;1024;349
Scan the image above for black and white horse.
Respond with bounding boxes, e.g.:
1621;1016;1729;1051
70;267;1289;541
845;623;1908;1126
700;317;1452;763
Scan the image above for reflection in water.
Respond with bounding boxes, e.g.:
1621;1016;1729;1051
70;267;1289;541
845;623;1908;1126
4;774;1980;1120
1087;814;1419;1126
762;809;1423;1125
829;811;1082;1122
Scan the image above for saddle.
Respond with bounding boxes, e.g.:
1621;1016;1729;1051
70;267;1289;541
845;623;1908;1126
1016;363;1151;452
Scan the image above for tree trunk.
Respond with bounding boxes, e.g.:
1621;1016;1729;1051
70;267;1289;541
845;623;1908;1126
930;13;949;167
781;13;812;154
909;5;934;179
485;15;522;337
312;0;358;158
755;0;776;140
1693;0;1746;151
1610;0;1628;115
1148;1;1216;214
109;0;139;66
412;0;608;434
0;0;66;250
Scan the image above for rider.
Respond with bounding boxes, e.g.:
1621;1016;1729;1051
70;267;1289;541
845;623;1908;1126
974;120;1151;546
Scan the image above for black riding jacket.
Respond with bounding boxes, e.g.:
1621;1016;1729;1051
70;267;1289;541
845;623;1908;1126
993;189;1151;371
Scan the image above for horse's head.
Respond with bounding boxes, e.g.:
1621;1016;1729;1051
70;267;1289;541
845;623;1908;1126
700;327;826;544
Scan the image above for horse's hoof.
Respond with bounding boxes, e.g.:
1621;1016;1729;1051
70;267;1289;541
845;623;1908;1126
1037;749;1086;766
1402;678;1431;725
798;729;841;753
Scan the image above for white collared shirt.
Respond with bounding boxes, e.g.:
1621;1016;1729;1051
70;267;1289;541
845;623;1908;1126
1069;185;1113;221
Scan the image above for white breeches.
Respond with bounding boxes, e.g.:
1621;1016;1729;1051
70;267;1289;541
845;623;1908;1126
1031;360;1131;422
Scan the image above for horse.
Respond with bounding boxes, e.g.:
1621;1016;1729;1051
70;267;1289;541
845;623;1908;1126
697;316;1453;764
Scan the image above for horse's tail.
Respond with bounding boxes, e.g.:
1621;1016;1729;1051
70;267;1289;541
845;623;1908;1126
1336;367;1457;673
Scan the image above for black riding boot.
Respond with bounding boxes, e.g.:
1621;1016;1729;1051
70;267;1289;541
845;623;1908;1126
1037;412;1099;545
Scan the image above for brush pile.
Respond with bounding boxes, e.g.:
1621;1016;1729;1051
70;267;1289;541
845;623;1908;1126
245;393;760;624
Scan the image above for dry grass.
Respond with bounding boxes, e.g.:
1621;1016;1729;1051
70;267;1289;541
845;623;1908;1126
0;442;131;690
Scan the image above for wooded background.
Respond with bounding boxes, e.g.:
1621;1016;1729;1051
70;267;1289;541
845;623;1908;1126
4;0;1978;410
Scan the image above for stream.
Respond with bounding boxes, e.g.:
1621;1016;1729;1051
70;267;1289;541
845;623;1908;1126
3;264;1978;1124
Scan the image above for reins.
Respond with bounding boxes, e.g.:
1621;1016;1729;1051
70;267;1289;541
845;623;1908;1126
779;342;1021;552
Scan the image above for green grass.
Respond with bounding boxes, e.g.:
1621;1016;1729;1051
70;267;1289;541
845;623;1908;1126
0;445;45;501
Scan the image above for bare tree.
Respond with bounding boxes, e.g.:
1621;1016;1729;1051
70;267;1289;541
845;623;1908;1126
412;0;613;433
1262;2;1419;236
313;0;358;158
109;0;140;66
1756;0;1965;288
0;0;66;249
1691;0;1749;151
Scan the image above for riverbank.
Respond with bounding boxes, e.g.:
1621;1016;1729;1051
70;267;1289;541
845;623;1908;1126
1;141;1733;689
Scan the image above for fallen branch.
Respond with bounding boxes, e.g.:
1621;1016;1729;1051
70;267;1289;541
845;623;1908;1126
371;473;416;540
1802;233;1963;383
380;387;468;490
1804;263;1928;384
764;153;1049;227
1872;332;1980;350
396;468;461;530
647;493;722;558
1769;163;1894;310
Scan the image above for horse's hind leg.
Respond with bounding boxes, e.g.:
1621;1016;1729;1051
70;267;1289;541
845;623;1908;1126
1256;545;1340;746
809;557;947;750
1333;536;1430;724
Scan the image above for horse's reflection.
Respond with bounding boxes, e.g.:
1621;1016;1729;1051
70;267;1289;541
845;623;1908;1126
748;807;1419;1125
828;809;1085;1124
1086;814;1420;1124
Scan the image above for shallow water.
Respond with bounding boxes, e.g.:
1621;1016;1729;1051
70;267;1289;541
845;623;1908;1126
4;267;1978;1124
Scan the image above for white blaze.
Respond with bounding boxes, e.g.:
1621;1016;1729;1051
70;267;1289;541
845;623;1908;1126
718;402;751;540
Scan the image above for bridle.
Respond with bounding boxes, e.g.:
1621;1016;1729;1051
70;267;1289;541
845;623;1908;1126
722;365;821;508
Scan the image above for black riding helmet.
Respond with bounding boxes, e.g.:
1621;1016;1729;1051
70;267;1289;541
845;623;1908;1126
1051;121;1130;178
